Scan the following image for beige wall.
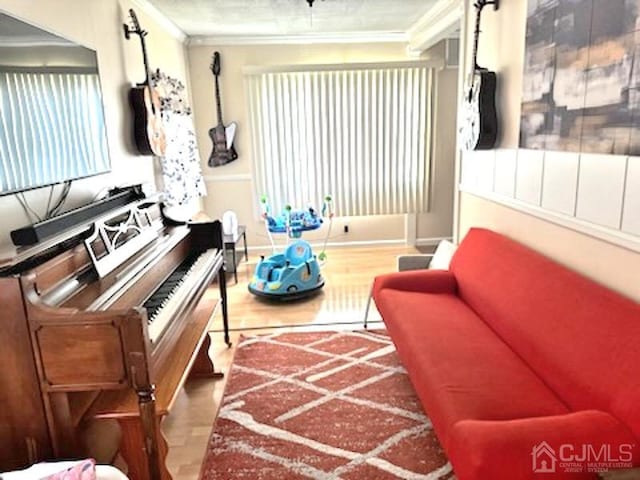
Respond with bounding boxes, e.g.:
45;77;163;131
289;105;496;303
0;0;189;249
188;42;457;248
459;193;640;302
457;1;640;302
419;66;457;240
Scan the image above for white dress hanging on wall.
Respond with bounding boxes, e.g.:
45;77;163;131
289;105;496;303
151;70;206;207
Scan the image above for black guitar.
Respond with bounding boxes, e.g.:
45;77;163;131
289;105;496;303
459;0;499;151
123;9;166;157
208;52;238;167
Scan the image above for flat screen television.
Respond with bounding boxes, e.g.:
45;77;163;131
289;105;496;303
0;12;111;197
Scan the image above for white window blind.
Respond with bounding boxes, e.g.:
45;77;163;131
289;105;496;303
0;70;109;193
245;64;433;216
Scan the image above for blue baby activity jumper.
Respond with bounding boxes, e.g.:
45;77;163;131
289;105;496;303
248;195;334;300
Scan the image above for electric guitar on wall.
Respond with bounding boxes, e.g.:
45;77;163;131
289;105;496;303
208;51;238;167
123;9;166;157
459;0;499;151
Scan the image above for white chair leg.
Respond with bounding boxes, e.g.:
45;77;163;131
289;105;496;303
363;283;374;329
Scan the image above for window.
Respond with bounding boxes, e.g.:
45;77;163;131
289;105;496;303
245;63;433;216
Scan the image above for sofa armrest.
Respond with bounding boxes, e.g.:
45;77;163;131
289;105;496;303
373;269;457;296
447;410;639;480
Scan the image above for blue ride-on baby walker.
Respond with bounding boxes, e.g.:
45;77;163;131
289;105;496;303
248;195;334;300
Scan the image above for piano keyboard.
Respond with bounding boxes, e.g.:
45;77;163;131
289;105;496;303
143;253;201;320
145;248;221;343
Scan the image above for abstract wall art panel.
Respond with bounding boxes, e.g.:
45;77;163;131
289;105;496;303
520;0;640;155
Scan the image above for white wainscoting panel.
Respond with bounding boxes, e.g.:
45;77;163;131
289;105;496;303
460;150;480;190
622;156;640;235
515;149;544;205
459;147;640;251
494;149;517;198
541;151;580;216
576;154;627;229
476;149;497;192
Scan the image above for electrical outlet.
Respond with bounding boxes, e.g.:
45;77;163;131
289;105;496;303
344;225;349;233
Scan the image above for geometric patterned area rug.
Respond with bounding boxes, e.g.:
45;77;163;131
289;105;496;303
199;330;455;479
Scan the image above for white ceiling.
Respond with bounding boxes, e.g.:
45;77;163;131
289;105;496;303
145;0;439;38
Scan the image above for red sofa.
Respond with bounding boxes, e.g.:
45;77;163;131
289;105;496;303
373;228;640;479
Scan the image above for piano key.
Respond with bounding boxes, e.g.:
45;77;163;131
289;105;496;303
143;254;200;307
146;248;221;343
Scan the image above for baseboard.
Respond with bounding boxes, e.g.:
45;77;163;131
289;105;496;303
247;238;407;253
415;236;452;247
246;237;453;253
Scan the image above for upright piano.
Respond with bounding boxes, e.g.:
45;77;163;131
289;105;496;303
0;194;229;479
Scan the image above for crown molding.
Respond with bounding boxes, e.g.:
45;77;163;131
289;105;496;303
406;0;462;55
130;0;187;43
187;31;408;47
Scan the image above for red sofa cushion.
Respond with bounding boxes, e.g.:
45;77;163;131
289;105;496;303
450;229;640;440
448;410;640;480
373;287;569;449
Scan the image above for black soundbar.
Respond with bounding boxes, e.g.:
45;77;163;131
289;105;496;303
10;187;146;246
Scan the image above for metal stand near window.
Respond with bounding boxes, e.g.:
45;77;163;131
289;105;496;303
223;225;248;283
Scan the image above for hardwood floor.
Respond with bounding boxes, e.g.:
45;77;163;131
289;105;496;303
162;245;418;479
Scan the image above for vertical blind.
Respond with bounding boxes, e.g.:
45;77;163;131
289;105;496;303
246;64;433;216
0;71;109;193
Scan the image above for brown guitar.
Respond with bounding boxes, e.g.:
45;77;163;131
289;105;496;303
123;9;166;157
208;52;238;167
